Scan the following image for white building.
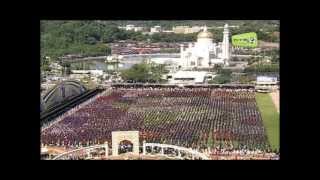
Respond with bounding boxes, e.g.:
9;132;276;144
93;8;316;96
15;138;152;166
255;76;278;92
162;30;174;33
70;71;90;80
256;76;277;85
150;24;231;70
216;25;239;29
150;26;162;33
71;70;103;77
179;24;230;68
172;26;189;34
125;24;135;31
49;62;63;70
166;71;215;84
71;70;91;74
119;25;144;32
89;70;104;76
172;26;202;34
135;27;144;32
187;26;202;34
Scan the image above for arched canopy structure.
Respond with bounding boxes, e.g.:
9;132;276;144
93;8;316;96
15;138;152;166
42;80;87;110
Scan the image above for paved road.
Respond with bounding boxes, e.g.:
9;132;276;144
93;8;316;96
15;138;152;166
269;90;279;113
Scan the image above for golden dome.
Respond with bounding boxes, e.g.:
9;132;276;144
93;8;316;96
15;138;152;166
197;27;213;39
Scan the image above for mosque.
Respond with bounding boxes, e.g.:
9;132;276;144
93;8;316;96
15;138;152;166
151;24;231;70
151;24;232;84
178;24;230;68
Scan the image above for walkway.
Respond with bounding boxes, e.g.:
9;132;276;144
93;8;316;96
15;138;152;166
269;90;279;113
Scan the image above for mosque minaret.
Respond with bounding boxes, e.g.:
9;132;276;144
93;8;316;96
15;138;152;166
222;24;230;65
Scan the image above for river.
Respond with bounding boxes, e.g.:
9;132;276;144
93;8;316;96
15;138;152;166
69;54;180;71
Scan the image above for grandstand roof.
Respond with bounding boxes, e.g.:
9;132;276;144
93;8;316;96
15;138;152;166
42;80;87;110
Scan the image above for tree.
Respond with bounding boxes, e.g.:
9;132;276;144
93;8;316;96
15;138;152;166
244;63;279;73
213;64;223;72
239;75;252;84
41;56;52;72
208;67;232;84
85;36;98;45
218;69;232;76
209;74;231;84
120;62;167;83
269;49;279;63
42;64;51;72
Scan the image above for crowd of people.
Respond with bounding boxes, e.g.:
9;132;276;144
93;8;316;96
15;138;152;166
41;87;273;157
208;148;279;160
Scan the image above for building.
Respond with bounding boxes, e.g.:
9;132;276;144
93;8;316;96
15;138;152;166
70;72;89;80
70;70;104;80
41;146;50;160
179;24;230;68
255;76;278;92
172;26;189;34
71;70;91;74
172;26;203;34
119;25;145;32
212;26;240;29
187;26;202;33
166;71;214;84
126;24;135;31
162;30;174;33
150;26;162;33
133;26;144;32
49;62;63;70
48;62;63;75
89;70;104;76
150;24;231;70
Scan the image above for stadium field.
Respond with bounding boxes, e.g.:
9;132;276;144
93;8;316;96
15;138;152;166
255;93;279;151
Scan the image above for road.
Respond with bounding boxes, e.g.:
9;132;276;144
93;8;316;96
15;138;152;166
269;90;279;113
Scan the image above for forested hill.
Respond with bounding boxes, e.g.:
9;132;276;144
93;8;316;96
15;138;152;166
41;21;113;60
41;21;196;60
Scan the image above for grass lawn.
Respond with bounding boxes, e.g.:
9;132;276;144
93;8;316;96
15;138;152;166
256;93;279;151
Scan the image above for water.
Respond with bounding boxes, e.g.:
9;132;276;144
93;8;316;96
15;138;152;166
69;54;180;71
70;59;133;71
